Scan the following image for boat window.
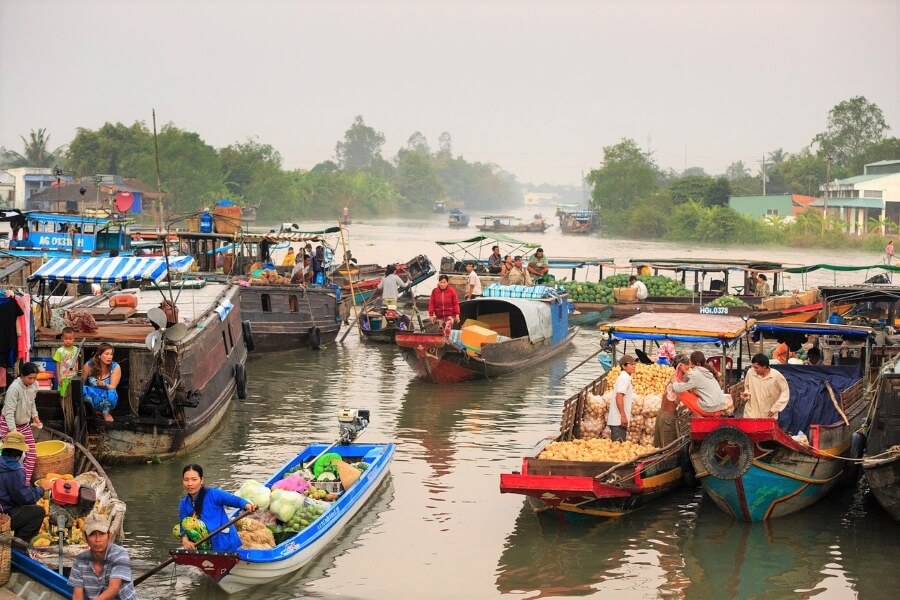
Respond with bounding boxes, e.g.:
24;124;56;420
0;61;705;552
262;293;271;312
289;295;298;313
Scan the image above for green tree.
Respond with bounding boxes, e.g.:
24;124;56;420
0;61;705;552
1;128;67;168
395;149;444;207
66;122;152;177
813;96;890;168
406;131;430;155
725;161;750;181
438;132;453;158
706;177;731;206
219;138;282;196
587;138;659;229
850;137;900;174
669;175;712;205
334;115;385;171
775;149;827;196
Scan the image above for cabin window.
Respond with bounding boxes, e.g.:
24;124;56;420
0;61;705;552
289;295;298;313
261;293;271;312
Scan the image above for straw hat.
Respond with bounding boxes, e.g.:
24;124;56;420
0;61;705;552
1;431;28;453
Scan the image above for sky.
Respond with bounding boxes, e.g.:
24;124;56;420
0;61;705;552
1;0;898;186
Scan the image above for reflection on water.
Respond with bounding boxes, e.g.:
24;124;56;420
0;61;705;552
104;222;900;599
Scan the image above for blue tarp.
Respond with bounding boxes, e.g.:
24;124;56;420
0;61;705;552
30;256;194;283
609;331;742;347
772;365;859;436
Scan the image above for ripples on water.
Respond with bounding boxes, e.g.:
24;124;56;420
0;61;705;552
108;219;900;599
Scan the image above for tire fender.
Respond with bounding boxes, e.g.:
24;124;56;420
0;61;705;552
242;320;255;352
235;363;247;400
840;430;866;487
699;426;754;480
309;326;322;350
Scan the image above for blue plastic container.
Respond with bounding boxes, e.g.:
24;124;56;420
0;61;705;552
199;212;213;233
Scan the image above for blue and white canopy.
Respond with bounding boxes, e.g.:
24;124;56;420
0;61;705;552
30;256;194;284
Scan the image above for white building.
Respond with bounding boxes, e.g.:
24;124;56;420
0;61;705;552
523;192;559;207
0;167;56;209
810;160;900;234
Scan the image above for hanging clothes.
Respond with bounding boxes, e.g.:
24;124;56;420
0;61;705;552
16;294;31;362
0;297;23;368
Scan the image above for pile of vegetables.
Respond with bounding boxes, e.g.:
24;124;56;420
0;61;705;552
557;275;692;304
174;515;211;550
605;363;675;396
538;438;657;463
32;471;124;550
579;391;663;446
706;295;749;308
249;269;291;285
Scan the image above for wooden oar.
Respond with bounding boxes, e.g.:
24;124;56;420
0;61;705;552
560;347;605;380
133;508;254;586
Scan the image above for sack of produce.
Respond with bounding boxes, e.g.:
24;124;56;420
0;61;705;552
273;473;310;494
269;488;304;523
237;480;271;510
237;516;276;549
538;438;657;463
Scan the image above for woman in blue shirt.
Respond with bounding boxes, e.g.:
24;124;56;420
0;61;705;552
179;464;256;552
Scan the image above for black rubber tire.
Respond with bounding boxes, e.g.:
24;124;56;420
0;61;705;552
235;363;247;400
840;431;866;487
309;326;322;350
242;320;255;352
680;443;698;487
699;426;754;480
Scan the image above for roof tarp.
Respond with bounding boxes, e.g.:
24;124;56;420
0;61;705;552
435;233;537;247
468;296;553;343
601;312;754;341
30;256;194;283
785;263;900;274
753;321;874;339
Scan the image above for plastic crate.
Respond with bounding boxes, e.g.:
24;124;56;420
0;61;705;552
311;480;342;494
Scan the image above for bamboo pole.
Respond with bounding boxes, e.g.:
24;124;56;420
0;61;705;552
338;221;361;343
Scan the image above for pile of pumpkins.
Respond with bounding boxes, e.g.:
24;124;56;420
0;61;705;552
249;269;291;285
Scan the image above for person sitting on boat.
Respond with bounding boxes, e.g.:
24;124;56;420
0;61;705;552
773;337;793;364
656;355;690;447
755;273;771;297
428;275;460;335
179;464;257;553
68;514;137;600
375;264;409;308
488;245;503;274
629;276;648;300
81;343;121;423
465;262;483;300
806;347;823;365
740;353;790;419
527;248;550;283
281;246;296;268
507;256;533;286
670;351;727;416
499;255;514;285
290;254;313;285
0;431;50;543
610;355;636;442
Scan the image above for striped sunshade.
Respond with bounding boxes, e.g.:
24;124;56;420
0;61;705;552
30;256;194;283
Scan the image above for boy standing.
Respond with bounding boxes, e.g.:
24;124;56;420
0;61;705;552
53;327;79;397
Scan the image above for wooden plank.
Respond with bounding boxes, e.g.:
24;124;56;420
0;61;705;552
82;307;137;321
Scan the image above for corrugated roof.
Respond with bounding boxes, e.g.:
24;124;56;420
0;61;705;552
834;173;890;185
808;197;885;208
866;160;900;167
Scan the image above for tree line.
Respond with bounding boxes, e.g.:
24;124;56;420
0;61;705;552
588;96;899;246
0;116;520;221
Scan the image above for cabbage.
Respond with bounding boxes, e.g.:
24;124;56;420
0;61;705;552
237;480;271;510
269;488;304;523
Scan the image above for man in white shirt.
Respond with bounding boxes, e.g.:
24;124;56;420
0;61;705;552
376;264;408;307
609;355;636;441
465;262;482;300
630;275;649;300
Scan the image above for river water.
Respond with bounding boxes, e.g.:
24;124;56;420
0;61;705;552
107;214;899;599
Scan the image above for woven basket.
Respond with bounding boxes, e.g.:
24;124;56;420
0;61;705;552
32;443;75;483
213;205;242;235
187;216;200;232
614;287;637;303
0;513;10;586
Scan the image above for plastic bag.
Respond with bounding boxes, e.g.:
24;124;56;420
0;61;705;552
269;488;304;523
273;473;310;494
237;480;271;510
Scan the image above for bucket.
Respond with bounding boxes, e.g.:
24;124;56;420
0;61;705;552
199;212;214;234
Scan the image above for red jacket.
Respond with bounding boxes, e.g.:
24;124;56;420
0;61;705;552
428;285;460;319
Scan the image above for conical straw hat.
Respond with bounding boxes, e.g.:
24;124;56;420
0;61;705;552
335;460;361;490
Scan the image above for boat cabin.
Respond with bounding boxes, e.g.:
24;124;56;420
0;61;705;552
1;210;132;257
629;258;787;298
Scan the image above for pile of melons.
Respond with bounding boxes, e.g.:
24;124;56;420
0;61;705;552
606;363;674;396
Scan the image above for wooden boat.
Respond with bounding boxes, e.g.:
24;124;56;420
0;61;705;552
502;312;754;520
689;322;876;521
29;256;248;463
395;285;576;384
171;441;395;594
558;209;599;235
9;426;125;596
359;306;419;344
0;210;134;259
862;360;900;520
476;214;551;233
447;208;470;228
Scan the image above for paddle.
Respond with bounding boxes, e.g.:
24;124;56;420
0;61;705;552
133;508;254;586
0;534;32;551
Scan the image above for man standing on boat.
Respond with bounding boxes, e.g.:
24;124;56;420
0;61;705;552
610;355;636;442
740;354;790;419
508;256;532;286
428;275;460;335
464;262;482;300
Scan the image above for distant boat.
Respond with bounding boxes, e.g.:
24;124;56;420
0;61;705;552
558;208;600;235
434;200;446;213
447;208;470;228
476;214;551;234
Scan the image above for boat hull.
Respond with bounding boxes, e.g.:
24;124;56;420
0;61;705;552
239;285;341;352
395;329;577;383
863;454;900;520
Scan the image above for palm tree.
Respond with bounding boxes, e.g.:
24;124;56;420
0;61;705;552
867;215;890;235
0;128;67;168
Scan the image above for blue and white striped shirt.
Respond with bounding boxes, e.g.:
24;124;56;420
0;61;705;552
67;543;136;600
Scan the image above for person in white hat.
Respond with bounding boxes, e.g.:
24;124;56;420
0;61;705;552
68;513;136;599
0;431;48;542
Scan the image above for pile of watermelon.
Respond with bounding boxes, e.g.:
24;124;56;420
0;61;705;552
557;274;692;304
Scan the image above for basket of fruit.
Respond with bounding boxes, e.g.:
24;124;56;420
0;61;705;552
613;287;637;303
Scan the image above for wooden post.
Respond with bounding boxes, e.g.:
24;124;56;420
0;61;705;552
338;221;361;343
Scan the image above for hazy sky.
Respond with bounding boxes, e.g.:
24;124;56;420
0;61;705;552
2;0;898;186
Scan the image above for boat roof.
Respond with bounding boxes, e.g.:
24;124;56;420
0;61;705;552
434;233;539;260
30;255;194;284
785;262;900;274
0;252;31;280
18;212;131;226
754;321;874;339
546;256;614;268
468;296;555;342
601;312;754;343
630;258;786;272
241;231;333;243
479;215;517;220
818;285;900;303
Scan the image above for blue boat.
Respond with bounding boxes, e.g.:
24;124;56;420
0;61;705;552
447;208;470;228
1;210;133;258
8;553;72;598
171;441;395;593
689;321;876;521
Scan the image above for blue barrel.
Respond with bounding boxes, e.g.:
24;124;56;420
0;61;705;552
199;212;213;233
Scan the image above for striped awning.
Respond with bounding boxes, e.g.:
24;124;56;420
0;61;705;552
30;256;194;283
